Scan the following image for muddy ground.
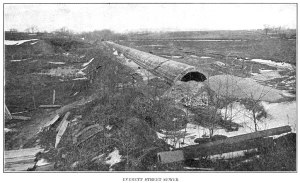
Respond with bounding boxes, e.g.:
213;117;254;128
4;31;296;171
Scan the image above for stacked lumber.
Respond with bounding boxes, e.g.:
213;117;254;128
5;147;44;171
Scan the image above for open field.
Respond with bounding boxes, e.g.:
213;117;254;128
4;30;296;171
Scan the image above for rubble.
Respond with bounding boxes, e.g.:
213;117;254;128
163;81;210;107
5;147;44;171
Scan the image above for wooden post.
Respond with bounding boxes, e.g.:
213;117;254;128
32;96;36;109
52;90;56;105
31;85;36;109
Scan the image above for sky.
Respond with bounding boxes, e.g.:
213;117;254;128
4;4;297;33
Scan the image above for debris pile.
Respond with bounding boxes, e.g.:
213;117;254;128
163;81;210;107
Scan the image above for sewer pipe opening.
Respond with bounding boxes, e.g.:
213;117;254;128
181;72;207;82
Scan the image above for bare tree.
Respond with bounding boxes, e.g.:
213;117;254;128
263;24;271;35
25;26;39;33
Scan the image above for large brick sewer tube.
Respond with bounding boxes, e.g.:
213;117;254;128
104;41;207;84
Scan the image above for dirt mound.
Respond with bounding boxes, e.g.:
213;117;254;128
163;81;211;107
5;40;54;59
208;75;284;102
32;40;55;54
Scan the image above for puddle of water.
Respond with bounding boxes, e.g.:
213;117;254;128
5;39;38;46
251;69;282;81
250;59;295;70
157;79;296;148
169;100;296;147
281;90;296;98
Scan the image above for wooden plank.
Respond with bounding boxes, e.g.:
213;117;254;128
5;104;12;120
39;105;61;108
55;116;70;148
74;124;103;145
11;110;28;115
5;162;36;171
53;89;56;105
56;112;71;131
43;114;60;128
5;147;44;159
11;115;31;120
5;155;36;163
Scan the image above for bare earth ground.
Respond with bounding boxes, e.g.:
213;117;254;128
4;31;296;171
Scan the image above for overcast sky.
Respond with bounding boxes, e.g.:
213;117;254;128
4;4;297;33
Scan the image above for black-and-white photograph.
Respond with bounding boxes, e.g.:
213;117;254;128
2;3;297;172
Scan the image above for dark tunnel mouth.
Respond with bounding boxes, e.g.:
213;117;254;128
181;71;207;82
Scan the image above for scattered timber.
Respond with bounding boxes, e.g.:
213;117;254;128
74;124;104;145
52;89;56;105
39;104;61;108
11;110;29;115
56;112;71;132
5;147;44;171
11;115;31;121
5;104;12;120
43;114;60;128
157;126;291;164
55;112;71;148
